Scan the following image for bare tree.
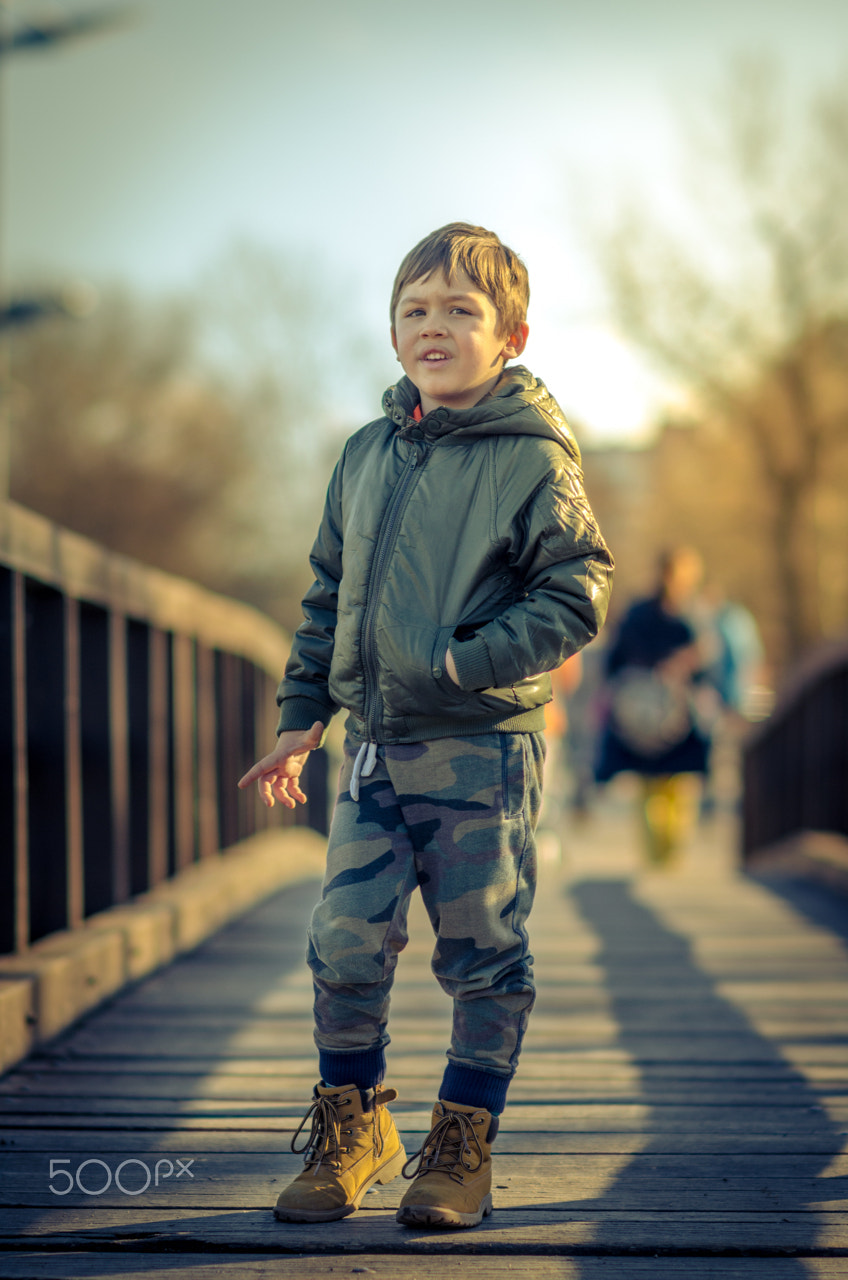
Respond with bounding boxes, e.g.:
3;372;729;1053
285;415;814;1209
8;290;240;579
594;61;848;667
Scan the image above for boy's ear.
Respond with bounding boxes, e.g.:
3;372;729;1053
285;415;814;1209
390;328;398;353
501;322;529;362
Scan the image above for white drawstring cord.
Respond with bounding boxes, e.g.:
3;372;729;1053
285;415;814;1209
349;740;378;801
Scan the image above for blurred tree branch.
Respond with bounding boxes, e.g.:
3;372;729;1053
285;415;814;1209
0;5;135;56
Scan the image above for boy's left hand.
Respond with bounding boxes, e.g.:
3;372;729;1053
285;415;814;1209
237;721;323;809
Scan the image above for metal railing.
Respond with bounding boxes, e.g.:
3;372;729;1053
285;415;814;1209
742;636;848;861
1;500;327;956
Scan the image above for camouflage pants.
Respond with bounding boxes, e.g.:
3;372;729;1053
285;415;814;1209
308;731;545;1081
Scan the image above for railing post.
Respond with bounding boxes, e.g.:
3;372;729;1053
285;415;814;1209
148;626;169;887
64;596;84;930
13;572;27;951
0;570;12;952
79;603;112;915
195;641;218;859
239;657;257;842
0;569;28;953
25;580;68;942
126;620;150;895
171;632;196;870
109;611;130;905
214;649;240;850
251;665;270;834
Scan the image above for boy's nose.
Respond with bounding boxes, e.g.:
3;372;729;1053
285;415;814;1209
421;315;447;336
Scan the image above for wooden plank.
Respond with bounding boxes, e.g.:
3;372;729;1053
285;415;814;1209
20;1057;844;1089
17;1052;848;1084
2;1112;840;1139
6;1150;846;1179
56;1000;848;1034
2;1111;846;1140
1;1206;847;1254
3;1092;846;1123
3;1256;848;1280
3;1071;840;1107
41;1027;848;1061
2;1151;847;1211
4;1129;846;1156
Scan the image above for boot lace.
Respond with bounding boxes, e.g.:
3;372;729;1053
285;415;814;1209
291;1093;354;1171
402;1109;484;1185
290;1090;389;1171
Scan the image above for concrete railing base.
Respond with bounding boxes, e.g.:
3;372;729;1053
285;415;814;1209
0;827;326;1077
745;829;848;895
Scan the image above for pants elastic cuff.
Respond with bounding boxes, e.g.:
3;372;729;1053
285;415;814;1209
440;1063;510;1115
318;1046;386;1091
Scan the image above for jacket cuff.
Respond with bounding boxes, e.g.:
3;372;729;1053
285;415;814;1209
449;635;495;692
276;696;331;739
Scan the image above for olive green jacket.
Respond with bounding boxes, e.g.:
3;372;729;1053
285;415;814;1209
276;366;614;744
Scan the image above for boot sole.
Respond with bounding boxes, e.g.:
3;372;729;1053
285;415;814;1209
274;1146;407;1223
396;1193;493;1229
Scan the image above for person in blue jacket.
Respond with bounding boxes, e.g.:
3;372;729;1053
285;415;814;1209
595;546;709;865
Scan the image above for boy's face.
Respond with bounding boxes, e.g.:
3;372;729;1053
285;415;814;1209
391;268;528;416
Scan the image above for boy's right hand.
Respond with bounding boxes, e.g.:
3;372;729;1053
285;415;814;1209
237;721;324;809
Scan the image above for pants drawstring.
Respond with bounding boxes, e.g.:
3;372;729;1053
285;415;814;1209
350;740;378;802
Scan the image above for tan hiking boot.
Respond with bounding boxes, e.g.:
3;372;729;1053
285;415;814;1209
273;1082;406;1222
396;1099;498;1228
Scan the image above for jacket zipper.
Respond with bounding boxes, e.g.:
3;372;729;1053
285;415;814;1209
360;443;427;739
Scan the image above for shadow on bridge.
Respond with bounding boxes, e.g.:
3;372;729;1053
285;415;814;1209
546;875;846;1266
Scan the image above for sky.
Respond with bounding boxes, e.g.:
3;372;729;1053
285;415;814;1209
3;0;845;442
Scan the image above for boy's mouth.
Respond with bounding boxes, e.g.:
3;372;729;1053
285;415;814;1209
421;349;450;362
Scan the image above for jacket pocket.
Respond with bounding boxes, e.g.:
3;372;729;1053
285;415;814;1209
375;615;470;718
431;625;472;699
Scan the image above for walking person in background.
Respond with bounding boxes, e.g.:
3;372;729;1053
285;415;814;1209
594;546;710;867
695;580;768;818
700;582;767;723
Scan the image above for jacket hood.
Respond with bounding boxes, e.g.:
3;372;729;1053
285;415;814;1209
382;365;582;464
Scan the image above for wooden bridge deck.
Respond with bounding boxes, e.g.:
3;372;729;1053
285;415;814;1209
1;800;848;1278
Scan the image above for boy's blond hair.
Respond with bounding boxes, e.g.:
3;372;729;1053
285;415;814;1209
391;222;529;340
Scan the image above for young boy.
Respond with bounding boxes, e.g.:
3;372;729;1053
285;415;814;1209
239;222;613;1229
